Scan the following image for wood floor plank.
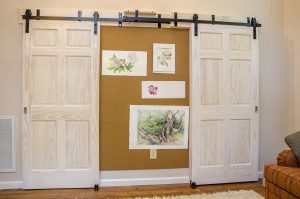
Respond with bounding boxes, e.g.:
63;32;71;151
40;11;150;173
0;181;264;199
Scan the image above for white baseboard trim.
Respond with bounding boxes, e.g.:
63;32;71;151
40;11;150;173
0;181;23;190
99;168;190;187
0;169;263;189
258;171;263;179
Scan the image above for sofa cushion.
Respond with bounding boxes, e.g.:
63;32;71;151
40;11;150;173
285;131;300;164
277;150;300;167
264;164;300;198
265;180;299;199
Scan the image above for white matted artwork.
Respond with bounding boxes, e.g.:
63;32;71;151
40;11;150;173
102;50;147;76
153;43;175;74
142;81;185;99
129;105;189;149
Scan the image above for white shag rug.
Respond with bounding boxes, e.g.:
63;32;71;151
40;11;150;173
130;190;264;199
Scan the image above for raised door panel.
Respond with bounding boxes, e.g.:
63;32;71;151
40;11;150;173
199;120;224;166
230;119;251;165
200;32;223;50
66;29;91;47
31;56;57;105
65;121;89;169
230;34;251;52
66;56;91;105
32;29;59;47
200;58;223;105
32;121;57;170
230;59;251;105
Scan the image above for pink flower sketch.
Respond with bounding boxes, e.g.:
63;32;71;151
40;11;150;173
148;85;158;95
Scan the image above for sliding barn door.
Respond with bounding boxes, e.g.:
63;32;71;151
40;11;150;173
190;24;259;185
22;20;100;189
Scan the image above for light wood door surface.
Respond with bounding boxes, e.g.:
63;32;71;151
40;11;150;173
22;20;100;189
190;25;259;185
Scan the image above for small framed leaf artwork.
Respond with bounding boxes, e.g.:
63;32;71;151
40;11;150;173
102;50;147;76
129;105;189;149
153;43;175;74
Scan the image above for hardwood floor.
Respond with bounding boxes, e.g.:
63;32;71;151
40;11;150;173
0;181;264;199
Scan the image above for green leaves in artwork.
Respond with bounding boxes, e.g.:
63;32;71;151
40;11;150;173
139;112;166;136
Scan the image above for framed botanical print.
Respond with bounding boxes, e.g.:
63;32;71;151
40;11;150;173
153;43;175;74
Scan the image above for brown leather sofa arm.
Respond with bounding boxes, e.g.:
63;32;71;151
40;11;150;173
277;150;299;167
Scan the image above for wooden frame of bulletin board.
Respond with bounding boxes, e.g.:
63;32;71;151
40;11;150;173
100;26;189;170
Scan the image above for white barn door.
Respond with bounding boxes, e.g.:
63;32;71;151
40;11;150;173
190;24;259;185
22;20;100;189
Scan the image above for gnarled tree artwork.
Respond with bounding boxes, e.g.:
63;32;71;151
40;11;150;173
129;105;189;149
138;110;184;145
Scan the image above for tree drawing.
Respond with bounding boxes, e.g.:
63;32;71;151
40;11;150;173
137;110;185;145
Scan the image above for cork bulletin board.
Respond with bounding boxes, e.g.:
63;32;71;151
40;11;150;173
100;26;189;170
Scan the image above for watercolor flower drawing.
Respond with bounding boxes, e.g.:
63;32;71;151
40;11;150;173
148;85;158;95
157;48;172;67
107;52;138;73
102;50;147;76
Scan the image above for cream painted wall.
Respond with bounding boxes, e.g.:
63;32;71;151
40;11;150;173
0;0;24;181
0;0;289;182
284;0;300;133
